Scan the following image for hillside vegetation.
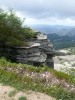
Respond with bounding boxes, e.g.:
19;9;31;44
0;8;36;47
0;57;75;100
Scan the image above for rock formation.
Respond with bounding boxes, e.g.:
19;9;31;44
14;32;54;68
0;32;54;68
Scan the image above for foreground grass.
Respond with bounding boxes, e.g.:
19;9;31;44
19;96;27;100
0;57;75;85
9;90;17;97
0;57;75;100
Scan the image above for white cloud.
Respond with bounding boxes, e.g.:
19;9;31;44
0;0;75;25
25;17;75;26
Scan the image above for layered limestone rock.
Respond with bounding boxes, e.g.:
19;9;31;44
36;32;54;67
14;32;54;68
0;30;54;67
15;43;47;66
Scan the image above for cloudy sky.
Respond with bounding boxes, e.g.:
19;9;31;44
0;0;75;26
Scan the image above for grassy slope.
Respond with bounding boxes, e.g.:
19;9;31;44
0;57;75;100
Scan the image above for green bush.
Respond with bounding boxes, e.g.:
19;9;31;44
0;8;36;47
0;9;23;47
19;96;27;100
23;27;36;39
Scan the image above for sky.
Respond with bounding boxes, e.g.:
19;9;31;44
0;0;75;26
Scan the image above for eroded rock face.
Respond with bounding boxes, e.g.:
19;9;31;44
14;32;54;68
36;32;54;67
15;44;47;66
0;32;54;67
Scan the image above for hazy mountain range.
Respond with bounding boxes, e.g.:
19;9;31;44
31;25;75;36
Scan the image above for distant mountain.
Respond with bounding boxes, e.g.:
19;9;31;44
66;28;75;36
55;27;75;36
47;33;75;42
31;25;60;34
47;33;61;41
30;24;75;36
47;33;75;49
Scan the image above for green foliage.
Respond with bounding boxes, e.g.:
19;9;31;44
9;90;17;97
0;57;75;85
0;9;23;47
23;27;36;39
19;96;27;100
0;68;74;100
52;69;75;85
0;8;36;47
0;57;75;99
49;85;75;100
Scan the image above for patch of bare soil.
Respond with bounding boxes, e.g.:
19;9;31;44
14;91;56;100
0;84;55;100
0;84;14;100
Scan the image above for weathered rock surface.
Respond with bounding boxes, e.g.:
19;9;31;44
14;32;54;67
0;32;54;68
15;44;47;66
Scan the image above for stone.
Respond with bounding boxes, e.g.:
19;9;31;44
0;32;54;68
14;32;54;68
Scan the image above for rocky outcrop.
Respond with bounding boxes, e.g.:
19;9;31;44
0;32;54;68
36;32;54;67
15;43;47;66
14;32;54;68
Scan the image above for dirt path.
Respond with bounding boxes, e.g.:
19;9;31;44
0;84;56;100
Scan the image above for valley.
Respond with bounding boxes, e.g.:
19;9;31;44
47;33;75;49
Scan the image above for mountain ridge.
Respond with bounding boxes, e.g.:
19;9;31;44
31;25;75;36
